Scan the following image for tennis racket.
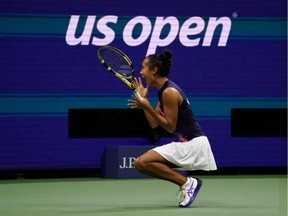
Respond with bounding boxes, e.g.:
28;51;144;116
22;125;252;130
97;46;142;100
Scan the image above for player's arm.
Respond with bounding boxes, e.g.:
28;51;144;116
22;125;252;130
146;88;179;133
131;88;179;133
132;77;159;129
128;78;179;132
143;103;160;129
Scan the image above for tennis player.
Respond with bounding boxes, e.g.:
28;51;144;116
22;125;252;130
128;49;217;207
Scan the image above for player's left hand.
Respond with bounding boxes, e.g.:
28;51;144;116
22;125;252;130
133;77;149;98
127;95;150;110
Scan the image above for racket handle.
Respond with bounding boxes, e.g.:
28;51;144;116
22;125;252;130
133;90;143;100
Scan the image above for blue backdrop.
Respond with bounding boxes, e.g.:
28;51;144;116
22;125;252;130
0;0;286;170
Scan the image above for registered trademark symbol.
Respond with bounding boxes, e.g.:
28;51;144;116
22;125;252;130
232;12;238;18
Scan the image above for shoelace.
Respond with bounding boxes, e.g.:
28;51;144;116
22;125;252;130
176;189;185;200
176;183;196;201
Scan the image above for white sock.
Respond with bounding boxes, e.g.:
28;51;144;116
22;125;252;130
181;178;191;189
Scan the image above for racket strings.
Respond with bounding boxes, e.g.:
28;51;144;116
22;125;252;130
100;49;133;77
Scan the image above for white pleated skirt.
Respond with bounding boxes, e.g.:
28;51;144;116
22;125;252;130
152;136;217;171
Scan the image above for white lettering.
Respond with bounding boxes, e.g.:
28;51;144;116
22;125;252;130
92;15;118;46
203;17;232;46
123;16;151;46
119;157;136;169
119;157;127;169
147;16;179;56
128;157;136;168
65;15;232;54
65;15;96;45
179;17;205;47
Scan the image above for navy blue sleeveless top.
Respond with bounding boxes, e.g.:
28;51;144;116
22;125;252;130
158;80;205;141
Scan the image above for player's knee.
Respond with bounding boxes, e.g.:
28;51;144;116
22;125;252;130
134;157;142;171
134;156;147;171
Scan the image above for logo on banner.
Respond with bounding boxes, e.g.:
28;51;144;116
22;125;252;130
65;15;232;56
119;157;136;169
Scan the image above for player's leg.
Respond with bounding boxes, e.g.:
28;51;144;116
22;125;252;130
134;150;202;207
134;150;187;186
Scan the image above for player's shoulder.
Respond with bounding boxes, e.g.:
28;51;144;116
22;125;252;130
162;87;182;102
163;86;179;95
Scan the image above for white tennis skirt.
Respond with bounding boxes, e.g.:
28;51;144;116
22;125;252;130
152;136;217;171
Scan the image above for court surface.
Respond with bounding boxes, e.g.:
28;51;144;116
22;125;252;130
0;175;286;216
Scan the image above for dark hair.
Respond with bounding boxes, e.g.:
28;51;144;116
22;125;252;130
147;49;173;77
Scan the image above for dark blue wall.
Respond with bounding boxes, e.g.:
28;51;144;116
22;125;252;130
0;0;286;170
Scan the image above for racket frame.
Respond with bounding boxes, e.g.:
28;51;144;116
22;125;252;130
97;46;142;100
98;46;135;90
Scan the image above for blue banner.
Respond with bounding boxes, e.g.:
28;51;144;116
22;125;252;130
0;0;286;170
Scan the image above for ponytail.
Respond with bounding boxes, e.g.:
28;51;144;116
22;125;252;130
147;49;173;77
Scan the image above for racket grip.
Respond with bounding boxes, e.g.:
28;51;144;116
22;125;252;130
133;90;143;100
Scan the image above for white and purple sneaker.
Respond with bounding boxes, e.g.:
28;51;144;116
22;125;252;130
178;177;202;207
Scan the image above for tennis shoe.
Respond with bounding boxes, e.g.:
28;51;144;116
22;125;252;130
177;177;202;208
